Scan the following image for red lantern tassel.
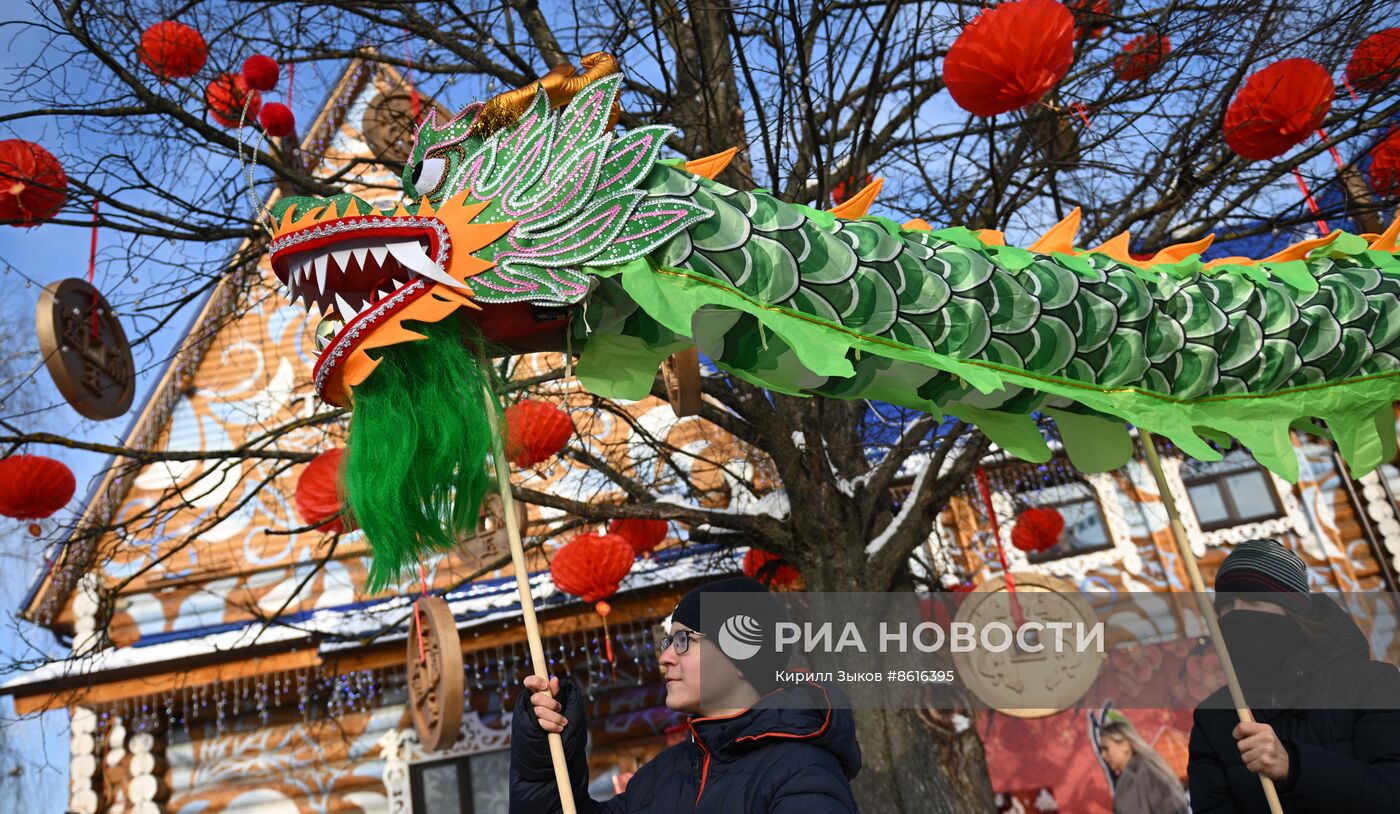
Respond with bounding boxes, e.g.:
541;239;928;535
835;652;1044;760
1292;167;1329;235
596;600;616;682
1315;129;1345;171
975;467;1025;628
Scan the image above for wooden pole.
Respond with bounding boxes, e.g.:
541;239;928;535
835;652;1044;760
483;384;578;814
1139;433;1283;814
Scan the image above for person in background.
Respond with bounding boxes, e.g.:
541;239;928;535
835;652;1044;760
510;576;862;813
1188;538;1400;812
1098;713;1189;814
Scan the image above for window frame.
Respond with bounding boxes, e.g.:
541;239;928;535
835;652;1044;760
409;756;475;814
1181;458;1285;532
1023;490;1116;564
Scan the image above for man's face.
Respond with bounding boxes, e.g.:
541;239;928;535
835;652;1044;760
658;623;706;713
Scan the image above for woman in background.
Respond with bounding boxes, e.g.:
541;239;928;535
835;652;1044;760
1099;715;1190;814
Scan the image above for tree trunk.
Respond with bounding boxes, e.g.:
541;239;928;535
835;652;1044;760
850;707;997;814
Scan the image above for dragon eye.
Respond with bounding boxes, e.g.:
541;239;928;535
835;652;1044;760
411;157;446;196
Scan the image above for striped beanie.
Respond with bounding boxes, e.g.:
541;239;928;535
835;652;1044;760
1214;538;1310;614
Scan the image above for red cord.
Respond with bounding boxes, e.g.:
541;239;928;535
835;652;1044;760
413;563;431;664
975;467;1025;628
1342;78;1359;103
1292;167;1329;235
1315;129;1344;171
1072;101;1092;130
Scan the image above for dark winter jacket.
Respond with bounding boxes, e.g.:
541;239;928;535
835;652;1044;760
510;679;861;813
1188;596;1400;813
1114;754;1188;814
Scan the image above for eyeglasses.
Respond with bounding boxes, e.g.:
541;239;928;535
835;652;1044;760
659;629;707;656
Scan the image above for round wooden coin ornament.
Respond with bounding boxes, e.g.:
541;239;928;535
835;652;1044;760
406;594;464;751
35;278;135;420
950;572;1103;718
661;346;701;417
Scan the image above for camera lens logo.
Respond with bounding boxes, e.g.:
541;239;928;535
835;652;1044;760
717;614;764;661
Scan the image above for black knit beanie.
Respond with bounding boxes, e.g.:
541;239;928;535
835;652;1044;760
1214;538;1310;614
668;576;790;693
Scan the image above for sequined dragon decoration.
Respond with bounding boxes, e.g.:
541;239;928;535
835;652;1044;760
268;55;1400;589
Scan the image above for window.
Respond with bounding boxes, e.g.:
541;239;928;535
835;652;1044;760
1020;482;1114;563
410;750;509;814
1181;451;1284;531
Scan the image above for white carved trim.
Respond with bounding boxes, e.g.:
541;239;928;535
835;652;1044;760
69;707;99;814
72;574;103;656
999;473;1142;584
1359;470;1400;575
379;712;514;808
1161;453;1313;558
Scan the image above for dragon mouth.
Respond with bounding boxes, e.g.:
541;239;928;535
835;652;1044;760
269;215;459;325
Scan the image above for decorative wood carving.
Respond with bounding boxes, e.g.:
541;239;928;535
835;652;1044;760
35;278;135;420
406;595;464;751
661;347;701;417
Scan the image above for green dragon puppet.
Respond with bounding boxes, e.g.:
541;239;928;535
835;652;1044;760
268;57;1400;588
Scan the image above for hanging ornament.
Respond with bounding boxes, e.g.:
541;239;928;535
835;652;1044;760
35;278;136;420
206;73;262;128
551;532;634;667
138;21;208;80
832;172;874;205
743;548;802;590
1346;28;1400;93
0;455;76;536
1113;33;1171;82
942;0;1076;118
240;54;280;92
504;399;574;467
1010;506;1066;552
1222;59;1333;161
0;140;67;226
405;595;463;751
1369;128;1400;198
259;103;296;138
608;518;668;557
294;448;353;533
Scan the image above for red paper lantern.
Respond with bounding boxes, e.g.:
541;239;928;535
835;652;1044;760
259;103;296;138
294;448;353;533
241;54;280;92
0;455;76;535
206;73;262;129
832;173;873;205
943;0;1075;118
1347;28;1400;93
1370;128;1400;198
0;140;67;227
1113;34;1171;83
504;399;573;467
608;518;669;556
743;548;801;589
1222;59;1333;161
1011;506;1065;553
138;21;208;80
550;532;635;603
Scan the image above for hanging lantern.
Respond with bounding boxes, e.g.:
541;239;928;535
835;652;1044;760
0;140;67;226
1346;28;1400;93
942;0;1076;118
1010;506;1065;553
1113;34;1171;82
294;448;353;533
138;21;208;80
241;54;280;92
0;455;76;536
1370;128;1400;198
206;72;262;129
1222;59;1333;161
504;399;574;467
259;103;296;138
608;518;668;557
743;548;802;589
551;532;635;665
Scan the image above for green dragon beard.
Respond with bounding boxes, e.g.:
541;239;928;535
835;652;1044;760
343;317;497;593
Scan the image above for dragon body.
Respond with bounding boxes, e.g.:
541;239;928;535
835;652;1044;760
268;65;1400;586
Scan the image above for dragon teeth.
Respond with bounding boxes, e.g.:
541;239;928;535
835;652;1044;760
386;240;466;289
332;248;354;271
351;247;370;267
335;293;360;321
314;254;329;293
370;245;389;265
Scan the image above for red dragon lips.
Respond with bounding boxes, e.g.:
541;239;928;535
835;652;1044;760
268;195;514;406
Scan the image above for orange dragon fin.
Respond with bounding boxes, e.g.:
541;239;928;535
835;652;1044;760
683;147;739;180
1029;208;1081;254
829;177;884;219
